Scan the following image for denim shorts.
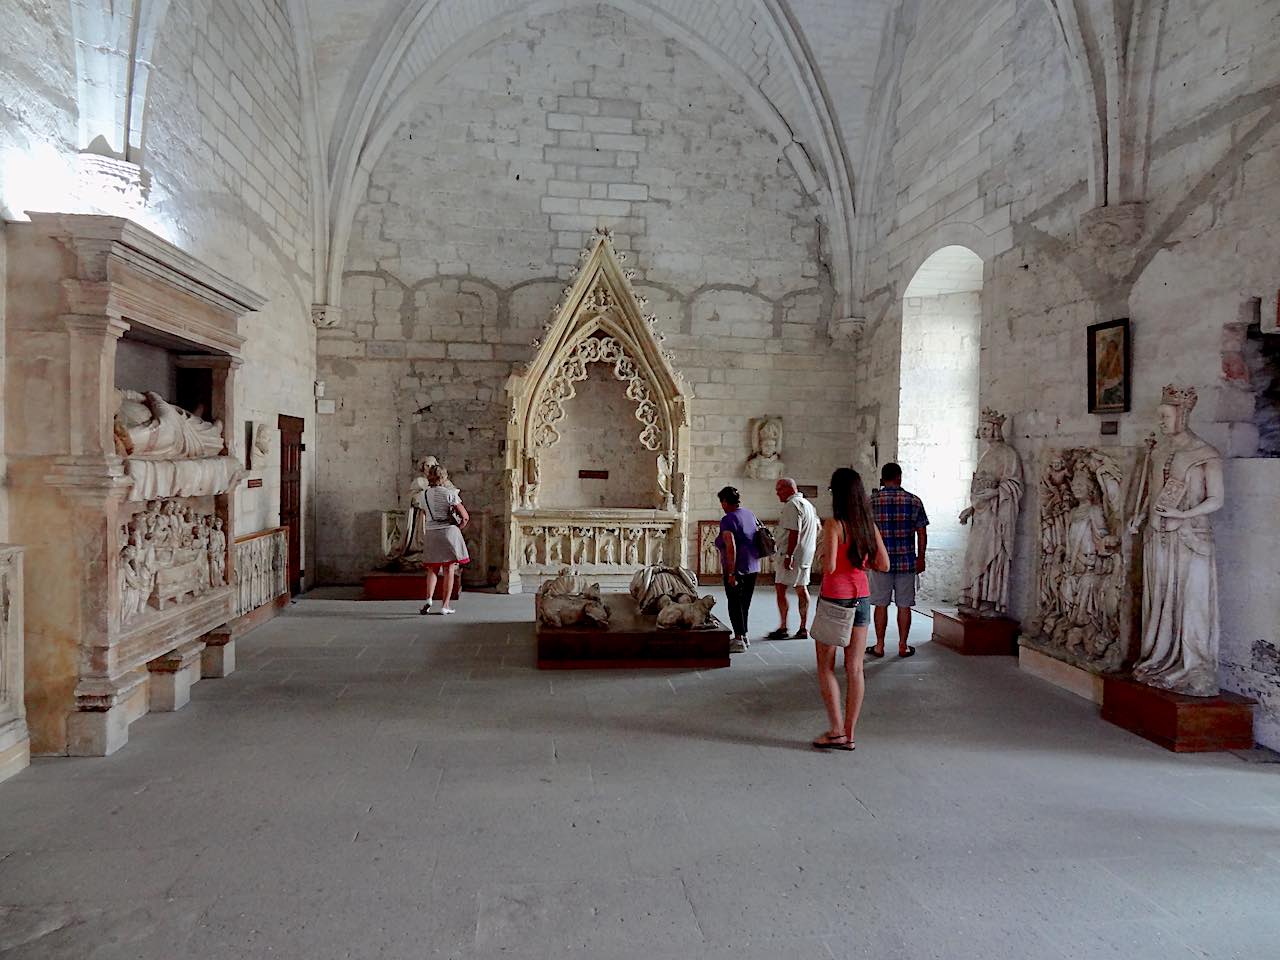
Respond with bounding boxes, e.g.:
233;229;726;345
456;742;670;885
818;595;871;626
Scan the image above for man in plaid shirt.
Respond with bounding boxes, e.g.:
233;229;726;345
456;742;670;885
868;462;928;658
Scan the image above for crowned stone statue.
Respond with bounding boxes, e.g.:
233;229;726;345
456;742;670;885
1129;385;1223;697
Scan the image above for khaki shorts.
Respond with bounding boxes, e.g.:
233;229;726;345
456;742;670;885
869;570;917;607
774;561;812;588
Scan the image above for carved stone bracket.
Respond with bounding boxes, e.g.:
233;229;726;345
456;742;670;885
311;304;342;328
1079;203;1147;280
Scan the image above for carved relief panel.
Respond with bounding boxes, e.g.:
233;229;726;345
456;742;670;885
118;498;228;627
1023;448;1140;674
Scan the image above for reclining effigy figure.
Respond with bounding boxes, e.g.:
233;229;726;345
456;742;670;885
537;569;611;628
656;594;716;629
629;565;699;613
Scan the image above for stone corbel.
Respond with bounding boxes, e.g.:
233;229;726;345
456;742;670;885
77;153;149;217
828;316;866;346
1078;203;1147;280
311;304;342;328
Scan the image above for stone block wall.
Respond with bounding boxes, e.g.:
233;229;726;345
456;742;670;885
0;1;79;544
144;0;317;566
860;0;1280;744
315;6;861;584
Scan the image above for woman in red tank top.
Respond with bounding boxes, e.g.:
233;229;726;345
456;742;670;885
812;468;889;751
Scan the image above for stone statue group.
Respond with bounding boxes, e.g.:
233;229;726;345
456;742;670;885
957;384;1223;698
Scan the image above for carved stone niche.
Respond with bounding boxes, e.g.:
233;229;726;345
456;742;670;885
501;229;693;592
4;214;264;756
1020;447;1143;678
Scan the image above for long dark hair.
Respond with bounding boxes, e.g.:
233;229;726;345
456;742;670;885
830;467;876;569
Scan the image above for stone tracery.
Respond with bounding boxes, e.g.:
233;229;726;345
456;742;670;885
531;333;663;453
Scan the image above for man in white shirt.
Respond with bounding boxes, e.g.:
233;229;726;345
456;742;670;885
767;477;819;640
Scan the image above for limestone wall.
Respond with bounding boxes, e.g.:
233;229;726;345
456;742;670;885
314;6;862;584
0;2;79;544
861;0;1280;744
144;0;317;569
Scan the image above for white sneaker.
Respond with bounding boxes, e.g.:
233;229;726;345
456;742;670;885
441;606;456;615
729;637;747;653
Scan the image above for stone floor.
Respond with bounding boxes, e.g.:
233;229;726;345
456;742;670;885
2;589;1279;960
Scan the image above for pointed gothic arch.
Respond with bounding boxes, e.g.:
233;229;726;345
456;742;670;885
500;230;692;592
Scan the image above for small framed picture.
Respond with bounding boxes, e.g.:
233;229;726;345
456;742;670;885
1087;318;1130;414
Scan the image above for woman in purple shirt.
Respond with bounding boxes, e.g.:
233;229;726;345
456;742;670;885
717;485;761;653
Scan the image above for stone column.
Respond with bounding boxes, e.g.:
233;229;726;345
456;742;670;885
41;314;137;755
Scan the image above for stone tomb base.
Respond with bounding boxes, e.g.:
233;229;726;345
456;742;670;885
1102;677;1256;752
1018;643;1105;704
932;610;1019;655
537;593;730;669
362;571;461;601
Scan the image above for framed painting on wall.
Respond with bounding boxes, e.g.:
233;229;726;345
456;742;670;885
1087;318;1130;414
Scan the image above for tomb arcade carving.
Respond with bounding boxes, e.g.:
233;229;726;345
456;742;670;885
501;230;692;592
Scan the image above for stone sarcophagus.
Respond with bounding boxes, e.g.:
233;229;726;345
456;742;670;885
5;214;263;756
501;230;692;591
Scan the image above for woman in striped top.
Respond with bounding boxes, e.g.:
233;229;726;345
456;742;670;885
412;463;470;614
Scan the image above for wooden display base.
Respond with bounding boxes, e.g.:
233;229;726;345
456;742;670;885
1018;643;1105;703
931;610;1019;655
362;571;461;601
1102;677;1256;752
537;593;730;669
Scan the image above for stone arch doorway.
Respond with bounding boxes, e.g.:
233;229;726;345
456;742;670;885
898;245;984;601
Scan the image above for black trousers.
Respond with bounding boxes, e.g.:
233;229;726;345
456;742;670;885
722;572;758;637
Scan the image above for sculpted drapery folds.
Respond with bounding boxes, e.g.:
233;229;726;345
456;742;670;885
957;410;1022;618
114;390;243;501
1130;386;1224;697
116;390;226;460
1027;448;1129;672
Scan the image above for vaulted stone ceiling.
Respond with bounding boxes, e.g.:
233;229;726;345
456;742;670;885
299;0;899;315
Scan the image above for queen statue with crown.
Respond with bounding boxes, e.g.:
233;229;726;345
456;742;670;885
1129;384;1224;697
958;408;1023;618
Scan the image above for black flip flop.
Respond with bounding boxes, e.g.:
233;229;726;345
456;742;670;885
812;733;854;751
865;646;885;658
765;628;791;641
898;645;916;658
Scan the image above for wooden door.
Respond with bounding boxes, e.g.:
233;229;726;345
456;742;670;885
278;415;305;595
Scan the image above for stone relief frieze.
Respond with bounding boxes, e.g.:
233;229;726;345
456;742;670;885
233;529;288;619
118;500;227;626
1024;448;1135;674
516;519;673;572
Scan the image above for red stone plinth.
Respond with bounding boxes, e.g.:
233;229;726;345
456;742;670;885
362;572;461;601
537;593;730;670
1102;677;1256;752
931;610;1019;655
